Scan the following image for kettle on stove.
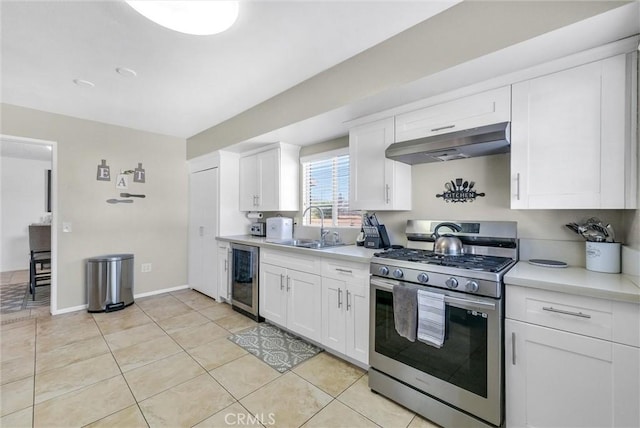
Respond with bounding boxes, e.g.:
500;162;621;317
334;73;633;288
432;222;464;255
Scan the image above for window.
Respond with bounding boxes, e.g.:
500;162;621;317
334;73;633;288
301;149;361;228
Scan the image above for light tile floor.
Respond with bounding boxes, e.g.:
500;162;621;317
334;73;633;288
0;289;440;428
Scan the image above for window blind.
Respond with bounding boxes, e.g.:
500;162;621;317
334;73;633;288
302;153;361;227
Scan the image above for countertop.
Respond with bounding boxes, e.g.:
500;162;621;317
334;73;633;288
216;235;379;263
505;261;640;304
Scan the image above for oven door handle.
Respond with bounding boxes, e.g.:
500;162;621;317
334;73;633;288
370;277;497;312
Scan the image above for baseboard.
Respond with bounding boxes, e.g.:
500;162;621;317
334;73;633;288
51;304;88;316
134;284;189;299
51;284;191;315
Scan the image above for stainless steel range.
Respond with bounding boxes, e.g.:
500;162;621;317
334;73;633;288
369;220;518;428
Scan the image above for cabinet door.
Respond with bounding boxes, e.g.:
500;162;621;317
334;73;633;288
256;148;279;211
188;168;219;299
259;263;287;325
239;154;259;211
286;270;322;342
395;86;511;142
217;244;230;302
506;319;640;428
345;281;369;364
511;55;631;209
350;117;410;210
321;277;346;352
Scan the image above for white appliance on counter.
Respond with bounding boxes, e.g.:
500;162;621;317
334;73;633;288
266;217;293;240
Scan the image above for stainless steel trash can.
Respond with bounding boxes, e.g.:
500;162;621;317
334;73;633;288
86;254;134;312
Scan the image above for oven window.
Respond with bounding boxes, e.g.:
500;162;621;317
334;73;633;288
374;289;488;397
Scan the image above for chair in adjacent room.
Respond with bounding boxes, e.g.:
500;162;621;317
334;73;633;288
28;224;51;300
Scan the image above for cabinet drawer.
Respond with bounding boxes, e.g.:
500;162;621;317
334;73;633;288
261;248;321;275
507;286;614;341
395;86;511;143
321;259;369;281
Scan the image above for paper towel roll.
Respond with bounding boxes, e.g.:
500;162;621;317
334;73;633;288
247;212;263;219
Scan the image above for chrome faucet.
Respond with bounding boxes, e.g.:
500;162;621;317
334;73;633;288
302;205;328;244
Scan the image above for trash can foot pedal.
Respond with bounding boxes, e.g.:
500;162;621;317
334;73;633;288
105;301;126;312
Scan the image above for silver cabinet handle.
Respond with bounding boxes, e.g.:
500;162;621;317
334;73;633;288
430;124;455;132
286;275;290;292
280;274;284;291
199;226;204;236
346;290;351;311
224;259;228;272
335;268;352;274
338;288;342;308
515;173;520;201
512;332;516;365
385;184;390;204
255;195;260;207
542;306;591;319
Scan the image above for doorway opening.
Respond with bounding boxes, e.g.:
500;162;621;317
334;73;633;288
1;134;57;318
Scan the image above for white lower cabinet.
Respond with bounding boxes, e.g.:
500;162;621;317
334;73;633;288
217;243;231;302
505;286;640;427
321;260;370;365
259;249;322;342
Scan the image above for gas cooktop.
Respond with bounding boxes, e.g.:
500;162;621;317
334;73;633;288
373;248;514;273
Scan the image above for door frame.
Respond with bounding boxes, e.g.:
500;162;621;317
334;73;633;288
1;134;58;315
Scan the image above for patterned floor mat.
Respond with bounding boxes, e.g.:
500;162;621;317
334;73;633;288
0;280;50;313
228;323;322;373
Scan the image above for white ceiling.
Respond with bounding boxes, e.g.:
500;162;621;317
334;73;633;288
0;0;459;139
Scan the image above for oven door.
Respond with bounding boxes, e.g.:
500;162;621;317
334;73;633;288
370;276;503;426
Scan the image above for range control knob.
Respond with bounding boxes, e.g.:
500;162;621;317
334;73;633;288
466;281;479;293
393;269;404;279
417;273;429;283
445;277;459;289
378;266;389;276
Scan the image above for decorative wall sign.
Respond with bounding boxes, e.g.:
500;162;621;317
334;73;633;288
96;160;111;181
115;174;129;190
436;178;485;203
133;163;146;183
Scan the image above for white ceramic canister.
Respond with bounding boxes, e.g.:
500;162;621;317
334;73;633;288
585;242;621;273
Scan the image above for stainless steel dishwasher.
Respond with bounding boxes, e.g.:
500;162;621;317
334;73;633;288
230;243;261;321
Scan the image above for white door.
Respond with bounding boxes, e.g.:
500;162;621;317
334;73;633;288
506;319;640;428
239;154;259;211
321;277;346;352
349;118;394;210
345;282;369;364
257;148;279;211
287;269;322;342
259;263;287;325
217;244;230;302
510;55;628;209
188;168;219;298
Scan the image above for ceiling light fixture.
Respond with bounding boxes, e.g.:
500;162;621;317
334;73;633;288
116;67;138;77
73;79;95;88
126;1;239;36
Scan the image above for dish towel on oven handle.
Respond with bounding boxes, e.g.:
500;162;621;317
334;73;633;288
392;283;418;342
417;289;446;348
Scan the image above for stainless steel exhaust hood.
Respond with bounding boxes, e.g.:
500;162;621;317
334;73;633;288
385;122;510;164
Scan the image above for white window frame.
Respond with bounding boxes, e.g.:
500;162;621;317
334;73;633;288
300;148;360;228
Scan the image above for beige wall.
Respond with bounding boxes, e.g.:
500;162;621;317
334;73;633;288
1;104;188;311
370;154;627;249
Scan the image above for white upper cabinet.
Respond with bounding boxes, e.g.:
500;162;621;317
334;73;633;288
349;117;411;211
394;86;511;143
511;53;637;209
239;143;300;212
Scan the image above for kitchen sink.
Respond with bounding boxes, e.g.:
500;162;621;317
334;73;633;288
268;238;345;249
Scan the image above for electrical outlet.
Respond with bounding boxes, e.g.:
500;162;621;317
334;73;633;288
141;263;152;273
